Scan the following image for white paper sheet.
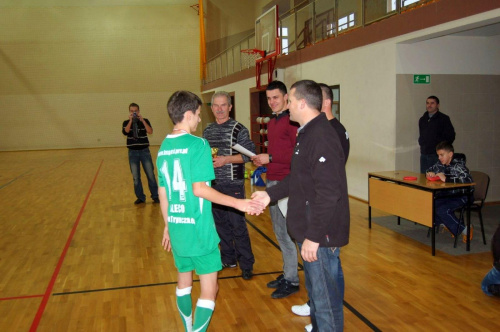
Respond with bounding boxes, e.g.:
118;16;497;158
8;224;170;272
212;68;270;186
278;197;288;217
232;144;256;157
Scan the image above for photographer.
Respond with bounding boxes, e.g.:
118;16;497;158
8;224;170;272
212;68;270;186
122;103;159;204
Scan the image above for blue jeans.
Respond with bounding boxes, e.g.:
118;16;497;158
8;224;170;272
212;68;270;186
434;196;468;235
420;153;438;174
481;266;500;296
298;243;344;332
267;180;299;284
128;148;159;201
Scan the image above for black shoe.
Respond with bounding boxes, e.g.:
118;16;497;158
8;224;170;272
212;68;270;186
271;280;299;299
242;269;253;280
134;199;145;205
222;262;237;269
153;198;160;204
267;274;284;288
488;284;500;296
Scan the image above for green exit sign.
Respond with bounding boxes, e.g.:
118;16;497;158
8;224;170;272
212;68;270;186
414;74;430;84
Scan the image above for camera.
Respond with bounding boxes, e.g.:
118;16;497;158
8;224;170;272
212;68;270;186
133;112;137;118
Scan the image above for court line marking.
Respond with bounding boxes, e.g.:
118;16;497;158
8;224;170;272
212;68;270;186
245;218;304;269
51;271;287;296
0;169;33;189
29;160;103;332
246;218;381;332
0;294;44;301
0;161;67;190
52;217;380;331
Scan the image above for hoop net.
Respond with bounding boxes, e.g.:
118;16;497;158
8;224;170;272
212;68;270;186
240;49;266;69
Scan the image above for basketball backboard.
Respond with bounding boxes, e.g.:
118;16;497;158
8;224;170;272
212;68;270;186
255;5;279;57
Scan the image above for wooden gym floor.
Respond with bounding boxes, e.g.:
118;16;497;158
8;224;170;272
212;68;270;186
0;147;499;331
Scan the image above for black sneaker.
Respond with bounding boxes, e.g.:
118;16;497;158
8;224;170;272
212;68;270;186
222;262;237;269
134;199;145;205
242;269;253;280
271;280;299;299
488;284;500;296
267;274;284;288
153;198;160;204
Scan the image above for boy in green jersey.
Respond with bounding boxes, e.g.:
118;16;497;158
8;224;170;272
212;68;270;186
158;91;263;332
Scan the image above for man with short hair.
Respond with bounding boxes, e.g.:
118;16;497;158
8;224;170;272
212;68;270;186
157;90;263;332
426;141;473;242
318;83;349;161
203;91;256;280
251;80;300;299
122;103;159;204
419;96;455;173
252;80;350;332
291;83;350;328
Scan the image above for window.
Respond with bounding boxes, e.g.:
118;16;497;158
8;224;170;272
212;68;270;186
402;0;419;7
331;85;341;121
338;13;355;32
281;27;289;55
327;23;335;36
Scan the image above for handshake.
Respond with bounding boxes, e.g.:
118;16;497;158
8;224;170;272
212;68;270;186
237;191;272;216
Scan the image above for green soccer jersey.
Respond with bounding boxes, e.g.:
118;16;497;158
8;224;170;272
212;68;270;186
157;132;219;257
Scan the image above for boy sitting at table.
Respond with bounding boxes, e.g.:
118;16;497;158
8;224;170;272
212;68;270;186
426;141;473;242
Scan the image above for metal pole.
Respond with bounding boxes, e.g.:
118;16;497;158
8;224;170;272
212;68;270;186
312;1;316;45
334;0;339;38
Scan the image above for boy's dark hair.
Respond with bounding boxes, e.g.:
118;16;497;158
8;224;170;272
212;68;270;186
167;91;202;124
436;141;454;153
427;95;440;104
290;80;322;111
129;102;140;110
266;80;287;95
318;83;333;102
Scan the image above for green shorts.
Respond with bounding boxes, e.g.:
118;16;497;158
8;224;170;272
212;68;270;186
172;247;222;275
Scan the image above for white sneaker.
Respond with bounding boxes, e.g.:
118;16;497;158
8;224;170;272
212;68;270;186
291;302;310;316
305;324;312;332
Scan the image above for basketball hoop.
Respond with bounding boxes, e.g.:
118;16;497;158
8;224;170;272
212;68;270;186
241;49;266;69
241;49;278;89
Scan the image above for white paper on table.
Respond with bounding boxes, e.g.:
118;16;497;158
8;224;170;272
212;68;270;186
232;144;256;157
278;197;288;217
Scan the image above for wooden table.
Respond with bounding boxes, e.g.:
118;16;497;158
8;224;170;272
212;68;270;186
368;171;475;256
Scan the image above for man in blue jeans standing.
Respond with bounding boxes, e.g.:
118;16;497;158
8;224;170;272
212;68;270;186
122;103;159;204
252;81;300;299
252;80;350;331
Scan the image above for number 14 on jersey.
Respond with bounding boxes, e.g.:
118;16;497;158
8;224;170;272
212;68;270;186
160;159;187;202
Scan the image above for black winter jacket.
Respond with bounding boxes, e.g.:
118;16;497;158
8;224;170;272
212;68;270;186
266;113;350;247
418;111;455;154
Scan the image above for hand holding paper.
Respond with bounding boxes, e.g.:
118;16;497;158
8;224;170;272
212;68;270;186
232;144;255;157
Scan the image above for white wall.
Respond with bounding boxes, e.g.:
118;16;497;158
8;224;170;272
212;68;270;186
203;42;398;200
397;35;500;74
0;5;200;151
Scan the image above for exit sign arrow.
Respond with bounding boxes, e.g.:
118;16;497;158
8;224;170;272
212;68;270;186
414;75;430;84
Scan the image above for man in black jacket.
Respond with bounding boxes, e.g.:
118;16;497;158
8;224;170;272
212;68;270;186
252;80;349;332
418;95;455;173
